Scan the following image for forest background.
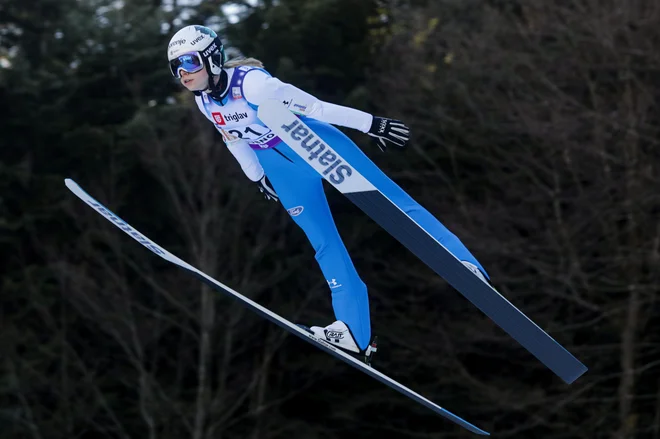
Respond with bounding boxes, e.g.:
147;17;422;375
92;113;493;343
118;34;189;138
2;0;659;438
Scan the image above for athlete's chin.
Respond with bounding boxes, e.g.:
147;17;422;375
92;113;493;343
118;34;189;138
182;80;207;92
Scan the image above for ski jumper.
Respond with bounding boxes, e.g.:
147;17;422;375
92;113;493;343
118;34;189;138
195;66;488;350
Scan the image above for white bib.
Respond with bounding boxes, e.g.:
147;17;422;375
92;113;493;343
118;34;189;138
195;66;283;150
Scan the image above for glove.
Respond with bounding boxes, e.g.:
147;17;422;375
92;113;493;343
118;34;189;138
367;116;410;152
257;175;278;202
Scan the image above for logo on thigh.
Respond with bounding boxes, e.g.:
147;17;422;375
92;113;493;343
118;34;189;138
287;206;304;216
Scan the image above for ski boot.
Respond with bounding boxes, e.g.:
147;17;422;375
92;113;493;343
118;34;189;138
298;320;379;367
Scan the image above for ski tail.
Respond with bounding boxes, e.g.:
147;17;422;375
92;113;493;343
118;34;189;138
346;190;587;384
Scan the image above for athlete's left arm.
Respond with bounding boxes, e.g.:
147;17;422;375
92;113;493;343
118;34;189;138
242;69;410;151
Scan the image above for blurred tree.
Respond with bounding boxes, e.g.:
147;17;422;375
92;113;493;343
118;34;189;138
1;1;205;437
2;1;386;438
370;0;660;437
224;0;378;106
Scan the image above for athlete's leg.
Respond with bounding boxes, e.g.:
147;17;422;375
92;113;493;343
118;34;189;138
256;146;372;349
302;118;489;279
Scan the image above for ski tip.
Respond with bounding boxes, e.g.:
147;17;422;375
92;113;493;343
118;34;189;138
461;422;490;435
458;418;490;435
439;408;490;435
437;407;490;435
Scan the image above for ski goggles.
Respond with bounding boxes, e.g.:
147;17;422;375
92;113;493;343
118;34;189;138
169;52;204;78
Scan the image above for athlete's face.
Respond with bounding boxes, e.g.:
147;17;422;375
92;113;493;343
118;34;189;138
180;65;208;91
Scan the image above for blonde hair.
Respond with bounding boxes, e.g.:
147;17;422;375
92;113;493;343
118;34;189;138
224;57;264;69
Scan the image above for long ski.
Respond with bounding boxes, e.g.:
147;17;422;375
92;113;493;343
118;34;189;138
64;178;489;436
257;99;587;385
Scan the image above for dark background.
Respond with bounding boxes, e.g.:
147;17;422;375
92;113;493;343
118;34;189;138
2;0;659;438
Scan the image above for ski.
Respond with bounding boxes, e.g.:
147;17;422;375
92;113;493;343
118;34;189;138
64;178;489;436
257;99;588;385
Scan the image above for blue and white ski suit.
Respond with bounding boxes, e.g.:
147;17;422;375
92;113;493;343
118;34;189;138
195;66;488;350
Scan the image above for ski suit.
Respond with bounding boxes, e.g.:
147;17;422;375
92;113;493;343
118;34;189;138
194;66;488;350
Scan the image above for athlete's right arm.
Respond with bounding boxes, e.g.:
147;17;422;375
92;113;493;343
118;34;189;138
225;139;278;203
225;139;265;182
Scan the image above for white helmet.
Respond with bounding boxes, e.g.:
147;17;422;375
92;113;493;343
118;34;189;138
167;25;227;88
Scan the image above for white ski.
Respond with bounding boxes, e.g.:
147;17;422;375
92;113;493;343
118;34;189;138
64;178;489;436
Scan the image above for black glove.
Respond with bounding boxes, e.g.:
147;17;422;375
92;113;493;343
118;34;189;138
257;175;278;202
367;116;410;152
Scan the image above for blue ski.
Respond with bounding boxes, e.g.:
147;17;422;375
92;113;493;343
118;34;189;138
258;99;588;385
65;178;489;436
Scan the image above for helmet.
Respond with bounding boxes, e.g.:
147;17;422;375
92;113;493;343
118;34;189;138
167;25;227;89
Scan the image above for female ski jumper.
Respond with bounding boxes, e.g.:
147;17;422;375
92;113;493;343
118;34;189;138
167;25;489;355
195;66;489;353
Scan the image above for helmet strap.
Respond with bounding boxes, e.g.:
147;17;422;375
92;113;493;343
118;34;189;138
207;69;228;103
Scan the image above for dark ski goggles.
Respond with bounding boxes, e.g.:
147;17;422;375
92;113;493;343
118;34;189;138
169;52;204;78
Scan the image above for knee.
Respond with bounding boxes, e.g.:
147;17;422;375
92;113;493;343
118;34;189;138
310;232;341;261
299;225;344;262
